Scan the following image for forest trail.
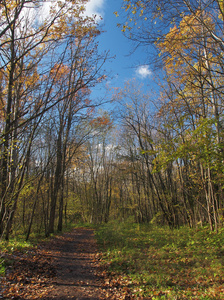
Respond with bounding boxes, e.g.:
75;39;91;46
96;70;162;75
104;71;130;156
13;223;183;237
2;228;126;300
42;228;106;299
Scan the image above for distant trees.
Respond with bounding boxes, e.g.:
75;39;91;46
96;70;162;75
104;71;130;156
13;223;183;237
72;113;115;224
109;0;224;230
0;0;109;239
1;0;224;239
103;73;223;230
114;81;181;227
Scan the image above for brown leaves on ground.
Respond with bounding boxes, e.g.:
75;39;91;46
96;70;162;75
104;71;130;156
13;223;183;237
97;267;135;300
1;247;56;299
1;229;135;300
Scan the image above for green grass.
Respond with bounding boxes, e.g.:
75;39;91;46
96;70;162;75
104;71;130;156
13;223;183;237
0;237;34;276
95;222;224;300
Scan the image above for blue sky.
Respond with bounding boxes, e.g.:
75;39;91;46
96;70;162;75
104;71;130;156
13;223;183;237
86;0;156;98
36;0;156;99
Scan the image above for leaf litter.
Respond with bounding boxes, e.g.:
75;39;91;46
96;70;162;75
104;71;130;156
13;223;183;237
1;228;134;299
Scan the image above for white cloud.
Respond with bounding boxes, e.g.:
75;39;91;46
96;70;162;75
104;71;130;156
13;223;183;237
28;0;105;26
135;65;152;79
36;2;51;23
9;0;105;39
84;0;105;20
37;0;106;24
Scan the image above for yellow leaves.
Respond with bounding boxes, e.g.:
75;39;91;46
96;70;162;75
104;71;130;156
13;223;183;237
121;23;132;32
125;4;131;11
57;0;65;9
46;0;100;41
120;0;147;32
1;0;21;17
122;25;127;32
157;10;215;67
24;70;40;90
139;9;144;17
218;0;224;14
156;25;179;56
218;0;224;20
157;10;217;84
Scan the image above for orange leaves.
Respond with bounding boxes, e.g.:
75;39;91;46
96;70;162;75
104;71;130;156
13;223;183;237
24;69;40;90
97;75;107;83
90;116;113;128
50;63;70;82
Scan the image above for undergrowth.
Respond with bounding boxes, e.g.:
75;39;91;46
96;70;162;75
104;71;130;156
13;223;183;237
95;222;224;300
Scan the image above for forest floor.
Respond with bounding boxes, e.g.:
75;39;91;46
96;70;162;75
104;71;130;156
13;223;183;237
1;228;132;300
2;223;224;299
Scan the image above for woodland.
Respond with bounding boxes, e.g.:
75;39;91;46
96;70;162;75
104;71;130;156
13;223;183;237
0;0;224;241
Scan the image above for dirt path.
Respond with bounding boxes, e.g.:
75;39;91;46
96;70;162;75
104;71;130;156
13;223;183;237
43;228;106;299
2;228;122;300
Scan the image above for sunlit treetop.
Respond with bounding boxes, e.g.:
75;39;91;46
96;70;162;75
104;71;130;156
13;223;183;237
0;0;101;50
117;0;223;46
